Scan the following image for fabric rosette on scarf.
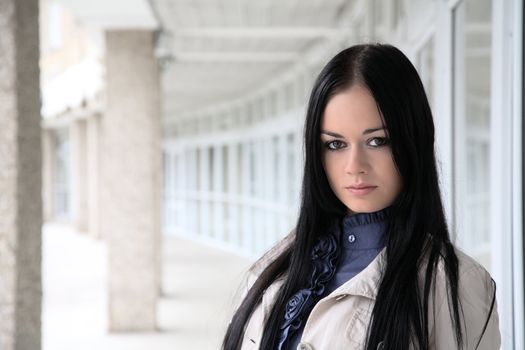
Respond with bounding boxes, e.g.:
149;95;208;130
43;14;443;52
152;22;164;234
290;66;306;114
277;232;339;350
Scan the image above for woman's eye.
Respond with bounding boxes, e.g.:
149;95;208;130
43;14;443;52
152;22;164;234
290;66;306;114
368;137;389;147
325;140;345;150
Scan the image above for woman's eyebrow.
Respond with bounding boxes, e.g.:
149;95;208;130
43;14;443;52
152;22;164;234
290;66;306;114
321;127;386;138
321;130;344;138
363;127;386;135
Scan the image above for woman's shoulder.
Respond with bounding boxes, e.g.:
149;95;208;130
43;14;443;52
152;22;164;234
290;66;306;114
445;245;494;286
420;243;496;318
430;244;497;330
453;247;496;304
430;246;500;348
427;242;490;277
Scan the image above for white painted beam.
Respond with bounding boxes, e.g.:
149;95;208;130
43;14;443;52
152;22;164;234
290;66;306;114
172;51;298;63
174;27;341;39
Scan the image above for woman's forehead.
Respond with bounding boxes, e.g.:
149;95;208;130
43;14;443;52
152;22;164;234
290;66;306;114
322;86;384;133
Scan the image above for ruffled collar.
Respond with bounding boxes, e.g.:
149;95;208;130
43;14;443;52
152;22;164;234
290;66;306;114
343;206;391;228
277;232;339;349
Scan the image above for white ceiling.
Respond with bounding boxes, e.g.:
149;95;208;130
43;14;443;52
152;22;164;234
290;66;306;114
150;0;356;117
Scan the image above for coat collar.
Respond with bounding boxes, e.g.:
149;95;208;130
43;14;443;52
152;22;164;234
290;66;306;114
327;248;385;300
251;231;385;301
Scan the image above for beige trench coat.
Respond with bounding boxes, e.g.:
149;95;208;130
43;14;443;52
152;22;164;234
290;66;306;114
239;234;501;350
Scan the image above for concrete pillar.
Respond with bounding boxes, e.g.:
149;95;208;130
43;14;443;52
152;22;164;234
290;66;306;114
101;30;161;331
199;146;210;237
227;143;240;246
86;114;100;238
42;128;55;222
178;150;188;233
254;140;265;253
264;137;276;246
241;141;252;253
277;134;289;234
212;145;224;241
0;0;42;349
70;119;88;232
188;149;198;234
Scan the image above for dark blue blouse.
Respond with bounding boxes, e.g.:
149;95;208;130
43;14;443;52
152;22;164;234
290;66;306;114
280;208;388;350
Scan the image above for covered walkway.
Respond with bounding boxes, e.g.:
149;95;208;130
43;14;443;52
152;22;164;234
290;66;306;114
43;223;251;350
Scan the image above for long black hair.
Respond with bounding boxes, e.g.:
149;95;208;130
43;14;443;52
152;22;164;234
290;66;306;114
223;43;468;349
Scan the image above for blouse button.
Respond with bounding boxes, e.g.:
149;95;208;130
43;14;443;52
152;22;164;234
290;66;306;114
348;234;356;243
297;342;314;350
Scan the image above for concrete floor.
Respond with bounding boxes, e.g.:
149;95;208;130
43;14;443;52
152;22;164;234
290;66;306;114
43;223;252;350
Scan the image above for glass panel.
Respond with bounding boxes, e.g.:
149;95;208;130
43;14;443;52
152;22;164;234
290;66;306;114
284;82;294;111
240;142;249;195
374;0;384;27
191;149;199;191
392;0;404;29
287;133;296;205
223;145;229;193
210;147;215;192
417;37;435;107
162;151;169;230
273;136;280;200
249;141;257;196
270;91;277;116
453;0;492;270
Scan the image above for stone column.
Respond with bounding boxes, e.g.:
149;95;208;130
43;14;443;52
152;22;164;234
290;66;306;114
86;114;100;238
70;119;88;232
0;0;42;349
42;128;55;222
101;30;161;331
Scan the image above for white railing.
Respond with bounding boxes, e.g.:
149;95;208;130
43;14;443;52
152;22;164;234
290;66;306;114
163;113;303;258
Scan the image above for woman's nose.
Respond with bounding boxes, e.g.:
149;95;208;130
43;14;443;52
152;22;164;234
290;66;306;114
344;146;367;175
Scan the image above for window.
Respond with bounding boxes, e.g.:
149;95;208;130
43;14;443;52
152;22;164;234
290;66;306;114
417;37;435;107
374;0;384;28
453;0;492;269
392;0;405;30
287;133;296;205
284;82;294;111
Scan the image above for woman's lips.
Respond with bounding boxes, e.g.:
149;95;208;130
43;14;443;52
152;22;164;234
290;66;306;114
346;186;377;196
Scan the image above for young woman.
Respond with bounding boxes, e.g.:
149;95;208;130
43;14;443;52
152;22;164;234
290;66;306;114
222;43;500;350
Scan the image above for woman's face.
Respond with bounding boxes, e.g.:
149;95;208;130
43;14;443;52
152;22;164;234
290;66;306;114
321;84;403;214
